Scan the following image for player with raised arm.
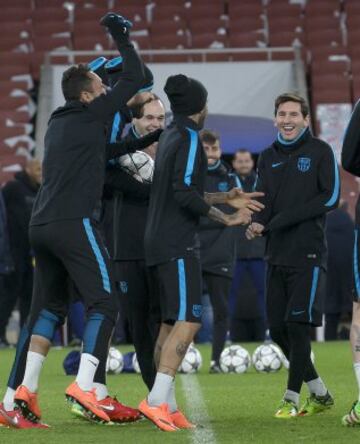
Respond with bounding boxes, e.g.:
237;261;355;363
246;93;339;418
0;13;147;428
341;99;360;426
140;74;264;431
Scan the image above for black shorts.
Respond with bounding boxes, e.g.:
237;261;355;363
266;264;325;327
354;227;360;303
29;218;118;323
149;255;203;324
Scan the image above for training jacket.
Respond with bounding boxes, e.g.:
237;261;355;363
341;99;360;225
199;160;237;278
234;171;266;260
2;171;39;270
145;114;210;266
31;41;146;226
253;128;340;268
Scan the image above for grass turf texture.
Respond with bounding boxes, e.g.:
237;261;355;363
0;342;358;443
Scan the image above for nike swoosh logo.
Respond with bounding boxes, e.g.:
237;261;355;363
89;360;98;367
101;404;115;411
272;162;284;168
291;310;305;315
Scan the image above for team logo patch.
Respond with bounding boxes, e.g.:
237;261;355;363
119;281;128;294
218;182;229;192
192;304;203;318
297;157;311;172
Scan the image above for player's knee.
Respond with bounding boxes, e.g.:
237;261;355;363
32;309;62;341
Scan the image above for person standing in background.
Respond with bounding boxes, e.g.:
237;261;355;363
0;159;41;348
230;149;266;341
198;129;239;373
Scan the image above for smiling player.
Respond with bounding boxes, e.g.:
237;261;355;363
246;93;339;418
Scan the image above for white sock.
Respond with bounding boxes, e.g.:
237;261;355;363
22;351;45;393
3;387;15;411
167;380;177;413
284;389;300;407
93;382;108;401
75;353;99;392
306;377;327;397
354;363;360;401
147;372;173;407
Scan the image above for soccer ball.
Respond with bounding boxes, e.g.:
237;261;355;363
282;349;315;370
106;347;124;374
132;352;141;374
118;150;154;183
219;345;251;374
252;344;283;373
178;345;202;374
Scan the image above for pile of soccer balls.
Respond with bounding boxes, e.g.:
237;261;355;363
219;343;286;374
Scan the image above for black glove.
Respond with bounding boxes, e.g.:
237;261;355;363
100;12;132;44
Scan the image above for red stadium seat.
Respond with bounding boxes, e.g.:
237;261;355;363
73;34;110;51
0;38;30;52
110;5;147;24
1;0;32;7
228;17;264;34
113;0;149;6
266;3;303;19
269;31;304;48
75;7;110;22
0;65;31;81
188;18;227;36
152;5;186;22
305;0;341;16
0;96;29;112
312;88;351;104
228;1;264;19
268;17;304;34
130;35;151;51
151;33;188;49
149;19;187;36
0;111;30;124
32;21;71;37
345;0;360;16
183;3;225;20
31;8;69;22
310;45;348;62
306;29;343;47
35;0;70;7
228;31;265;48
0;80;29;96
0;9;32;22
311;60;349;76
191;33;227;49
0;21;32;39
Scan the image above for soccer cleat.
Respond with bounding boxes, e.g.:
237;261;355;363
298;391;334;417
209;361;222;374
274;399;298;419
138;399;178;432
70;401;87;420
0;403;49;429
14;385;42;422
170;410;196;429
342;401;360;426
65;382;110;424
98;396;141;423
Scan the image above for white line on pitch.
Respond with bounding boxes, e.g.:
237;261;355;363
180;374;217;444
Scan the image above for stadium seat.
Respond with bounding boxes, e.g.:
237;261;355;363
110;5;147;24
130;35;151;51
113;0;149;6
311;60;349;75
268;31;304;48
32;21;71;37
0;80;29;96
228;31;265;48
191;33;227;49
32;37;72;52
1;0;32;6
345;0;360;16
35;0;69;7
0;9;32;22
73;34;110;51
0;38;30;52
188;18;227;37
0;21;32;39
183;3;225;20
305;0;341;16
0;96;29;112
312;88;351;104
228;17;264;34
31;8;69;22
268;17;304;34
75;7;109;22
149;19;187;36
0;111;30;125
310;45;348;63
151;5;186;22
150;33;188;49
306;29;343;47
228;1;264;19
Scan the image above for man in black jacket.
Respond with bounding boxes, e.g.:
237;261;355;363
230;149;266;342
247;93;339;418
341;99;360;425
8;14;148;427
198;129;238;372
140;74;263;431
0;160;41;348
104;96;165;391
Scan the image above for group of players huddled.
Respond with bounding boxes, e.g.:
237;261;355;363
0;11;360;432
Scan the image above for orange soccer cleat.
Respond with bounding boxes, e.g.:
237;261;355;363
170;409;196;429
65;382;110;424
14;385;42;422
138;399;178;432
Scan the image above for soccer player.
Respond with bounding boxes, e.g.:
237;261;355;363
246;93;339;418
3;13;147;427
103;95;166;391
139;74;264;431
230;149;266;341
341;99;360;426
198;129;239;373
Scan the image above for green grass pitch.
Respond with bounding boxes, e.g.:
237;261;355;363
0;342;359;444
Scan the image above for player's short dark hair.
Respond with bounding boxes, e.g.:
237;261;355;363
234;148;252;158
199;129;220;145
61;64;94;101
274;93;309;118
